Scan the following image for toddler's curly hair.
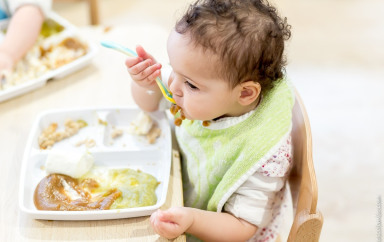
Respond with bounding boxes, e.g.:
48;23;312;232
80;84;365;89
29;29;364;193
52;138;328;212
175;0;291;90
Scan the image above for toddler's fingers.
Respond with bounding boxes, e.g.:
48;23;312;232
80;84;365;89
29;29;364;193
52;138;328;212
131;64;161;82
151;220;160;234
158;210;175;222
150;210;160;224
147;68;162;81
155;220;180;239
136;45;155;61
128;59;153;76
152;217;167;236
125;56;143;68
151;211;167;230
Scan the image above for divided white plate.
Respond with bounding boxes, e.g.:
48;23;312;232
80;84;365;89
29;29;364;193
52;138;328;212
19;107;172;220
0;12;98;103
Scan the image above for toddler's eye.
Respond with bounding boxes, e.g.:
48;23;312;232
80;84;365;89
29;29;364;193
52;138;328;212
185;81;198;90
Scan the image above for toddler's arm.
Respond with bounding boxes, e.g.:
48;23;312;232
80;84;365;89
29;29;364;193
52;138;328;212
150;207;258;241
125;45;164;112
0;5;44;70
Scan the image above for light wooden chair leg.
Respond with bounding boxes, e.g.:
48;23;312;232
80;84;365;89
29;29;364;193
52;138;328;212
88;0;99;25
288;209;323;242
53;0;100;25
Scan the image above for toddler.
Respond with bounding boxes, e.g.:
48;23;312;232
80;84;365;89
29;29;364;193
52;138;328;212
126;0;293;241
0;0;51;71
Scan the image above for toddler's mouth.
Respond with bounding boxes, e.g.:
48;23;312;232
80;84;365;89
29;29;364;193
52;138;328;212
169;104;210;127
170;104;185;126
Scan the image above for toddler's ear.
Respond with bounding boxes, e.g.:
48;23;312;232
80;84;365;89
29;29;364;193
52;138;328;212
238;81;261;106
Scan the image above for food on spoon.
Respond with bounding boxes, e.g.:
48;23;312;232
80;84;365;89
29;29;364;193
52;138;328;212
38;119;88;149
45;151;94;178
170;104;185;126
170;104;210;127
202;120;211;127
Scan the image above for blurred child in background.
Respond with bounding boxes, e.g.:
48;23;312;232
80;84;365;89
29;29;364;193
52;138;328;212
0;0;51;71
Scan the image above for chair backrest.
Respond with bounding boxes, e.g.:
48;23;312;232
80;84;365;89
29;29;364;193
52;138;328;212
287;90;323;242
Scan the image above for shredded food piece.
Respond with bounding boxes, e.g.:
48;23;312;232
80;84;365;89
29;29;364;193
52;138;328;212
75;138;96;148
38;119;88;149
111;127;123;139
98;118;108;126
127;111;162;144
146;123;161;144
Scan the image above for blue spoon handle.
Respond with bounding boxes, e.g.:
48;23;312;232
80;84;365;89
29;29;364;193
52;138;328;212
100;41;176;104
100;40;137;57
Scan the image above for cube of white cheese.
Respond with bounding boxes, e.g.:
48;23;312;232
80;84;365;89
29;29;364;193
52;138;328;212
45;151;94;178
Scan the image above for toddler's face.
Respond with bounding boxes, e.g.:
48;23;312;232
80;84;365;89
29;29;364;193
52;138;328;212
167;31;242;121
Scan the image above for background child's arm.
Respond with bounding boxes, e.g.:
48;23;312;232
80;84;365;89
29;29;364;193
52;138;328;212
0;5;44;70
126;45;164;112
150;207;258;241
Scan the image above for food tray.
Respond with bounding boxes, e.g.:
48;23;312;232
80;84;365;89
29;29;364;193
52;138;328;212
0;12;97;103
19;107;172;220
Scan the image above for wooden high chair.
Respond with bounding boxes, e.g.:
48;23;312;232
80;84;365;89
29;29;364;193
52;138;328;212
53;0;100;25
285;90;324;241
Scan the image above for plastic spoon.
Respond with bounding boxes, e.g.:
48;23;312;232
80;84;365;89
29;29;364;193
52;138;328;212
100;40;176;104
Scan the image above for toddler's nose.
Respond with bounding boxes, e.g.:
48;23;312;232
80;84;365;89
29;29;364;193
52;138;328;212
169;78;182;97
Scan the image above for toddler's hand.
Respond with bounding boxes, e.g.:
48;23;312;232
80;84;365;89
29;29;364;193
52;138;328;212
125;45;162;89
0;51;14;72
0;52;14;85
150;207;194;239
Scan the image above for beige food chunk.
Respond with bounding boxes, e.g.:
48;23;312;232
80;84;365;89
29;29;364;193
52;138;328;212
127;111;153;135
75;138;96;148
38;119;87;149
127;111;161;144
146;124;161;144
111;128;123;139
